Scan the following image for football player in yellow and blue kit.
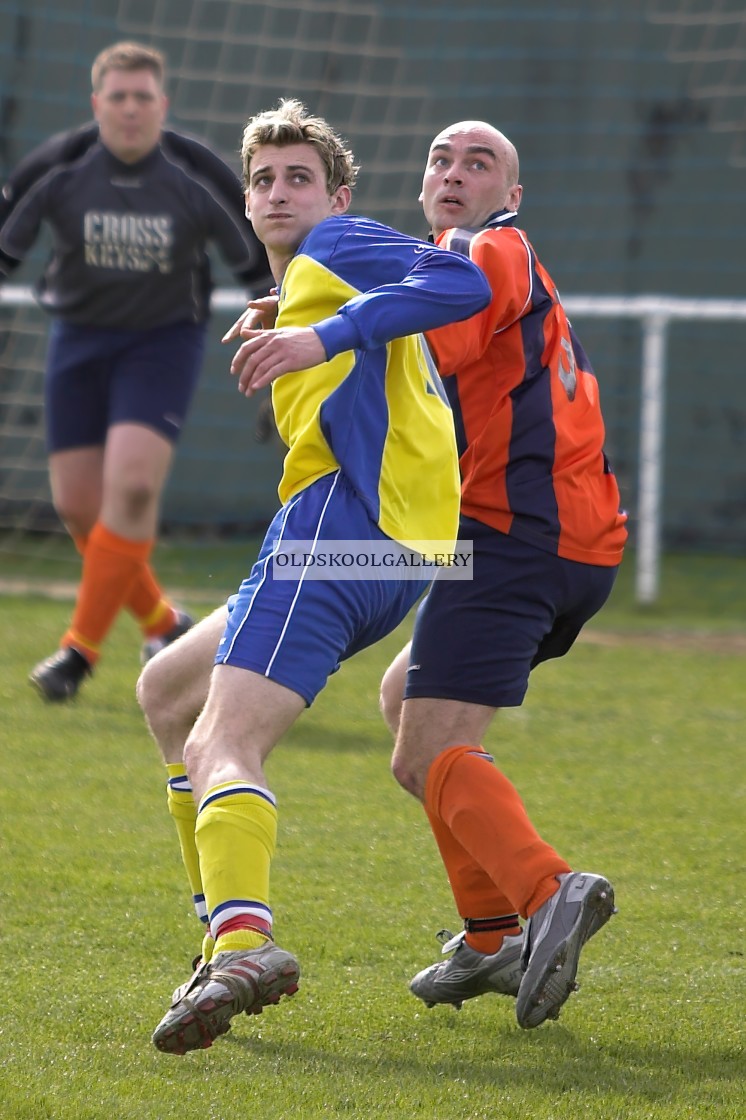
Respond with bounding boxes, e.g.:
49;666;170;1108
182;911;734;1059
143;98;490;1055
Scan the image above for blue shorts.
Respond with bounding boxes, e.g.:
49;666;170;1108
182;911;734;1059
404;516;619;708
216;471;431;705
44;320;207;452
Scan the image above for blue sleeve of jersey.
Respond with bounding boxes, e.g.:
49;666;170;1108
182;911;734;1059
310;219;491;359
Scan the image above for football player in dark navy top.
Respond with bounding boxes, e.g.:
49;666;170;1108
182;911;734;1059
379;120;627;1030
0;41;271;702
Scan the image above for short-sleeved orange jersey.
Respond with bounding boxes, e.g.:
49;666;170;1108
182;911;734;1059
426;215;627;566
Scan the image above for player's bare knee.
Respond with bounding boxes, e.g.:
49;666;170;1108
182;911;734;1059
379;646;409;737
53;499;91;537
137;654;185;731
379;675;401;737
120;480;159;522
390;751;424;801
135;657;164;724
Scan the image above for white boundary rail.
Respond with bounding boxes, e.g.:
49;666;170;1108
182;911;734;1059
4;285;746;603
562;295;746;603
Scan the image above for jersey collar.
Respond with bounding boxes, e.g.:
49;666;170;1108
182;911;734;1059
483;208;519;229
428;208;519;241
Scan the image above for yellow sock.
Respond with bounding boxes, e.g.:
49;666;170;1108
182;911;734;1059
166;763;206;926
214;929;269;953
195;782;278;954
200;930;215;964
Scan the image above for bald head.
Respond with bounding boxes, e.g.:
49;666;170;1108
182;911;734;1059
421;121;522;238
431;121;519;183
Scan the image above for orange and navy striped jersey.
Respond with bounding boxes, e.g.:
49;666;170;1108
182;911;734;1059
426;211;627;566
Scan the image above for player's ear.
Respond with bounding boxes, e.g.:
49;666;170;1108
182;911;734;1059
508;183;523;211
244;190;251;220
330;185;351;215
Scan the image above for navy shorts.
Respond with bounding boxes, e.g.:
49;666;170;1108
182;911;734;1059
216;470;431;705
44;319;207;452
404;516;619;708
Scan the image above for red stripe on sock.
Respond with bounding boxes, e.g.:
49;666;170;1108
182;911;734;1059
216;915;272;940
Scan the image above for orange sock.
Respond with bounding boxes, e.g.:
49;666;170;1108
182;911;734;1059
126;568;178;638
425;744;571;919
62;522;153;664
71;531;176;638
425;805;521;953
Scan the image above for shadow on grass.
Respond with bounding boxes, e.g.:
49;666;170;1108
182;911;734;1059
223;1022;741;1105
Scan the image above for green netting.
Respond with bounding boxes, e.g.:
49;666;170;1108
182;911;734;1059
1;0;745;549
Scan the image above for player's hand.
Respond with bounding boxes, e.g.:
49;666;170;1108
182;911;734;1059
221;291;279;342
230;326;326;396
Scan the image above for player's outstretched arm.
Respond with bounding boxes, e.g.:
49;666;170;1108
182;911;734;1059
230;327;324;396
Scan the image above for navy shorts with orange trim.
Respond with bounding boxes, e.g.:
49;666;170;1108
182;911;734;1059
404;516;619;708
45;319;207;452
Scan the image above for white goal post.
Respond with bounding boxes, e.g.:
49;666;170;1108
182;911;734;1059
3;285;746;604
561;295;746;604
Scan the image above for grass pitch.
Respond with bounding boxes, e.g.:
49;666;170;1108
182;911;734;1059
0;546;743;1119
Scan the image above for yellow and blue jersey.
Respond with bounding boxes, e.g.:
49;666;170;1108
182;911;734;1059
271;214;491;556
